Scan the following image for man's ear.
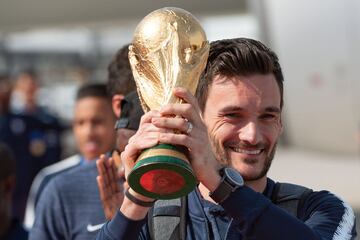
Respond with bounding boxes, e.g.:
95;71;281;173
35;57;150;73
112;94;124;118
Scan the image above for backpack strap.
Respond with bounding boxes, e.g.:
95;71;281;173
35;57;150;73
148;197;187;240
271;182;313;219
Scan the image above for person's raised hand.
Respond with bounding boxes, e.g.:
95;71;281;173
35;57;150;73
96;154;124;220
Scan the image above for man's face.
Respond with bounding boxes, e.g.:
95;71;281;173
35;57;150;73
73;97;116;161
203;74;282;182
16;74;38;103
117;128;136;152
112;128;136;168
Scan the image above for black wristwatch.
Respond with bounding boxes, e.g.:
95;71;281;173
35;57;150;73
209;167;244;203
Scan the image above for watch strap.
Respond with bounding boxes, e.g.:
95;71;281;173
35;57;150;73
209;178;234;203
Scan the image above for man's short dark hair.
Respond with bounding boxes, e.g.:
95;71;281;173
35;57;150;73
0;143;16;181
107;44;137;97
196;38;284;111
76;83;110;102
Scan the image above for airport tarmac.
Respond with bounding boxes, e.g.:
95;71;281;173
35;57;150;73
269;146;360;235
269;146;360;208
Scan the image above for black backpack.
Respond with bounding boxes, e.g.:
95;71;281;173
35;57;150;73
148;182;313;240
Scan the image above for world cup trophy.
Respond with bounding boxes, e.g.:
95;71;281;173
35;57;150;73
127;7;209;199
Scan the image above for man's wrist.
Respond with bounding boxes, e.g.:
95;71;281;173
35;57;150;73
202;168;222;192
209;167;244;203
120;188;155;220
125;188;155;207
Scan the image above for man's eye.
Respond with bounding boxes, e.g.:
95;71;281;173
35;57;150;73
74;121;83;126
260;114;276;120
224;113;241;118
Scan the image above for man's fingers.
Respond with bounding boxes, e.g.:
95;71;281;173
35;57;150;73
103;157;115;187
159;88;202;121
108;158;121;193
97;155;121;195
97;156;110;186
97;176;115;220
97;176;108;201
173;87;201;112
121;132;161;170
139;110;161;125
158;132;192;149
151;117;190;134
109;158;120;180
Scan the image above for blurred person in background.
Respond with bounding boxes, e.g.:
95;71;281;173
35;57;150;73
0;142;28;240
28;44;138;239
10;69;65;120
26;43;137;227
29;91;142;240
72;83;116;163
9;70;63;153
0;70;63;222
10;70;39;114
1;73;63;221
25;82;116;229
9;69;63;163
9;69;64;157
106;44;137;118
97;91;143;221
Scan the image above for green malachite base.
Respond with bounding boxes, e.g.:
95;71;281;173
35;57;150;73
128;144;197;199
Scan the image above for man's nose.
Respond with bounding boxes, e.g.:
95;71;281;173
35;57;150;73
239;121;261;145
84;123;96;136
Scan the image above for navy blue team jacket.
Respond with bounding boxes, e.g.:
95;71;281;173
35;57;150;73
29;162;108;240
0;111;63;221
96;178;357;240
1;219;28;240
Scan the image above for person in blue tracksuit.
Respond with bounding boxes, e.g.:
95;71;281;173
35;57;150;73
24;45;135;229
25;42;138;228
96;38;357;240
24;83;116;229
29;91;143;240
29;44;139;240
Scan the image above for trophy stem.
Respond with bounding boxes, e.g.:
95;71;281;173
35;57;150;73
128;143;197;199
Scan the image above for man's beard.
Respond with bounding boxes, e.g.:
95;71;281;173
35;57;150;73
210;135;277;181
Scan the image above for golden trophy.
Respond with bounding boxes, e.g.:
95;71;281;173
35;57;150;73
127;7;209;199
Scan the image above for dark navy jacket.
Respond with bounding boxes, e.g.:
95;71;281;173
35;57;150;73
29;162;107;240
96;178;357;240
0;111;63;221
1;219;28;240
24;154;82;229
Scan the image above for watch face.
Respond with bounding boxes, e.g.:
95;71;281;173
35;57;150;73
224;168;244;186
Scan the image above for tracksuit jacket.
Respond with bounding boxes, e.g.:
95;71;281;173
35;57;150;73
96;178;357;240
